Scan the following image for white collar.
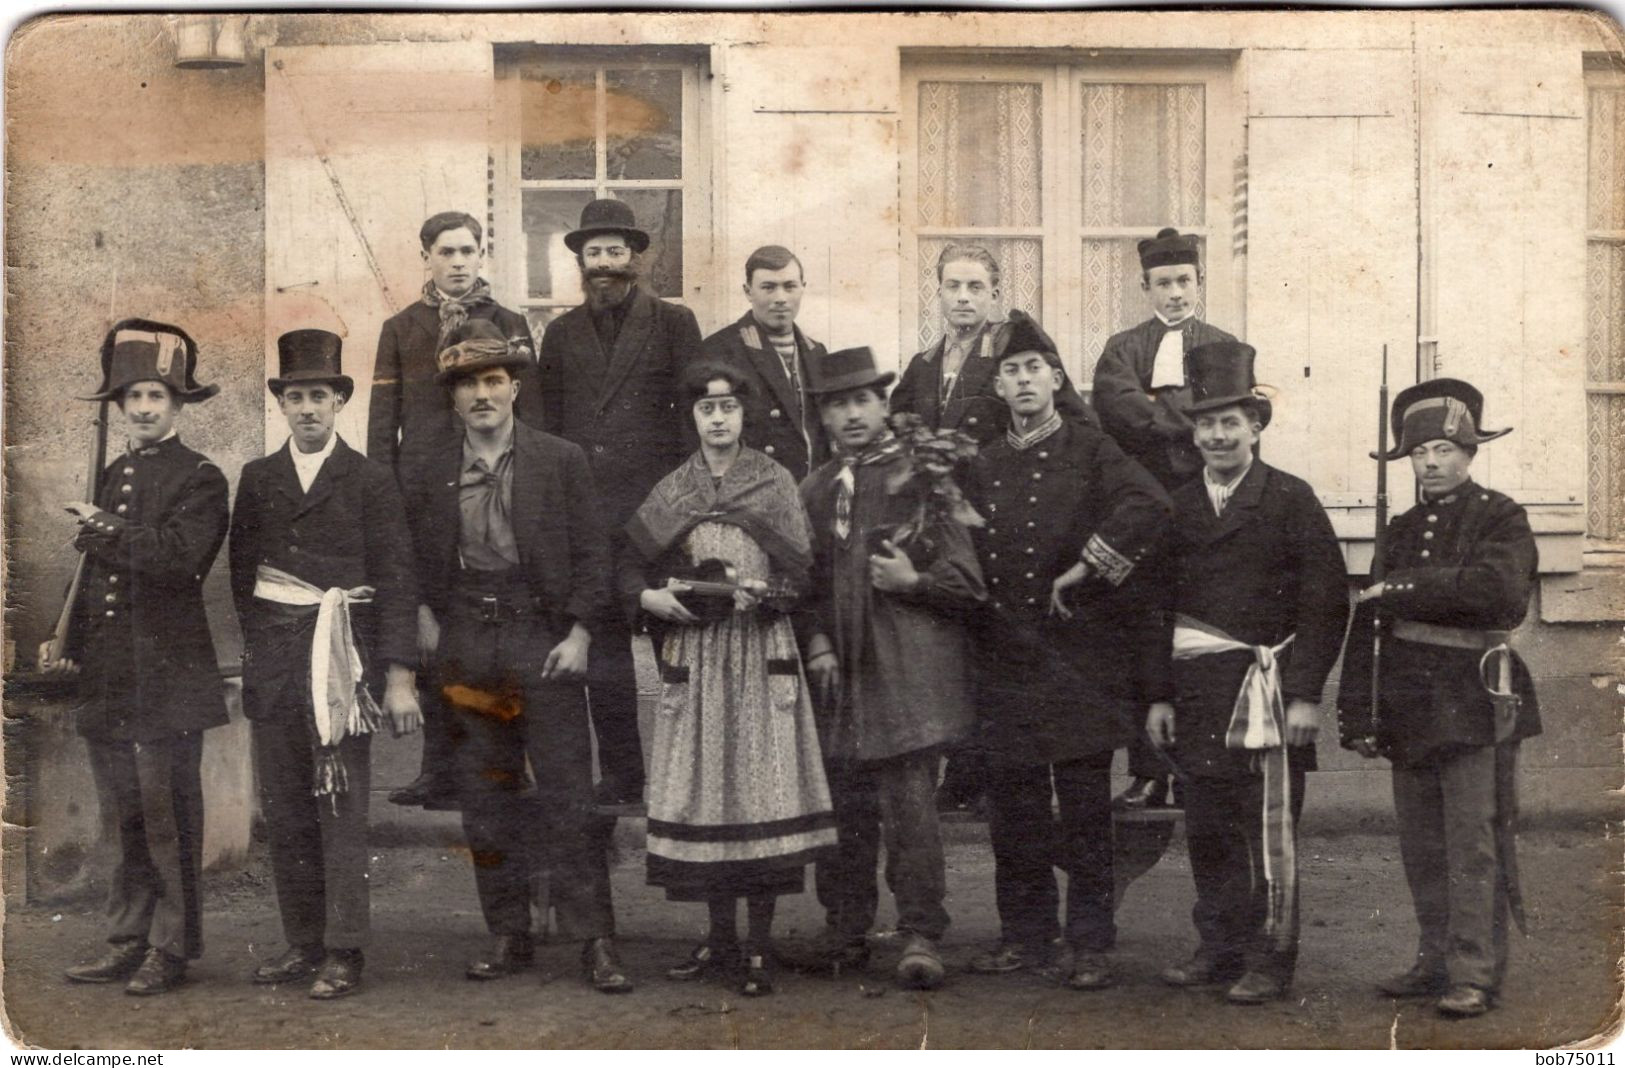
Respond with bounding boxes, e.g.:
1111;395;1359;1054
288;432;339;490
1203;459;1253;491
127;427;178;452
1154;310;1196;329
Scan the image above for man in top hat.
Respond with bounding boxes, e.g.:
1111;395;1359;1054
537;197;705;805
795;346;987;990
1093;226;1241;811
228;329;422;999
1144;341;1349;1004
369;210;542;811
398;318;630;993
1337;378;1540;1019
701;244;830;480
42;319;230;995
961;317;1170;989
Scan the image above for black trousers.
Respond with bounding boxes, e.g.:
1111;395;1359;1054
437;602;614;940
85;731;205;960
1183;765;1306;982
987;750;1116;953
587;614;646;792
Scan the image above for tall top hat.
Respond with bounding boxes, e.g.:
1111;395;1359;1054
1182;340;1273;429
999;310;1063;369
435;318;533;385
270;329;352;399
806;347;897;397
1137;227;1201;272
80;318;218;403
564;198;651;255
1377;378;1512;460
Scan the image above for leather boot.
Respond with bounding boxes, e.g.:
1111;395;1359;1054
64;941;148;984
583;937;633;994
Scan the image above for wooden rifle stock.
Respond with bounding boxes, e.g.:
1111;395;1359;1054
43;400;109;665
1369;346;1389;734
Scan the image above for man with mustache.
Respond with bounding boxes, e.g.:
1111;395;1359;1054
1092;227;1241;811
44;320;230;996
369;210;542;812
229;329;422;999
537;198;704;806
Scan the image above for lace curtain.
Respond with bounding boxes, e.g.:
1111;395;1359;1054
1586;86;1625;539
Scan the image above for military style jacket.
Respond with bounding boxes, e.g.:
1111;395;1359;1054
65;434;230;741
701;312;829;480
1338;479;1542;766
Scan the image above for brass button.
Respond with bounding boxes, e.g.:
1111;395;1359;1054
993;481;1001;488
991;577;1000;585
989;552;998;560
105;610;115;618
1025;547;1035;555
1027;521;1035;528
967;417;979;426
105;593;116;603
1420;550;1430;558
593;444;604;453
1427;515;1437;523
1038;451;1048;459
120;484;132;494
1029;496;1038;503
1423;531;1434;540
116;504;128;514
108;575;118;585
765;445;776;455
122;467;134;476
1025;572;1035;579
1032;472;1042;480
771;409;782;418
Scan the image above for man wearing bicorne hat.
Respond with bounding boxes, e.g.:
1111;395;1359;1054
43;319;230;996
369;210;542;811
229;329;422;999
961;316;1170;990
1337;378;1540;1019
398;318;631;993
537;197;705;806
793;346;987;990
1093;226;1241;811
1145;341;1349;1004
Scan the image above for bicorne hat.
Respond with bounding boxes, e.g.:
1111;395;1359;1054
998;310;1063;370
80;318;218;403
435;318;534;385
1375;378;1511;460
806;346;897;397
270;329;353;399
1137;227;1201;272
564;198;651;255
1182;340;1273;430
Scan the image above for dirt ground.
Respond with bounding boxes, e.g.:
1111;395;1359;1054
3;823;1620;1050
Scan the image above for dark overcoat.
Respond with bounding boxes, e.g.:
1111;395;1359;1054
1338;480;1541;766
228;436;419;721
537;285;705;532
398;419;612;631
891;313;1096;445
701;312;829;480
1162;462;1351;779
1091;317;1238;489
366;299;541;468
65;435;230;741
963;420;1172;766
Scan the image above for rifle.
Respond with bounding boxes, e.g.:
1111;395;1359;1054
1369;345;1390;736
42;401;110;665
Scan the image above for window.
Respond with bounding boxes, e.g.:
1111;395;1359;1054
492;46;709;340
1585;64;1625;547
902;56;1240;385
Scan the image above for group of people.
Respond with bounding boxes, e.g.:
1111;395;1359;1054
39;200;1540;1023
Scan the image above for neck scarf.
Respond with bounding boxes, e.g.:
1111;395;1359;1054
1149;314;1193;391
834;432;904;541
422;277;495;350
1203;460;1253;516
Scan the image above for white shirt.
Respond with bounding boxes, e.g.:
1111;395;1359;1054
289;432;339;493
1204;459;1252;516
1149;310;1196;390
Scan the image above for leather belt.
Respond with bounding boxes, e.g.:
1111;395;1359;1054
449;590;545;625
1391;620;1511;651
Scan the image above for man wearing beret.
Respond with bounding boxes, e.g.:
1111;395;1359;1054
229;329;423;998
701;244;829;481
44;319;231;996
399;319;631;993
1338;378;1541;1019
369;210;542;811
1146;341;1349;1004
537;198;705;806
1092;226;1241;811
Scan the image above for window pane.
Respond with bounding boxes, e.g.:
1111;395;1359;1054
615;188;684;298
1588;87;1625;232
917;81;1042;229
606;69;682;181
521;189;596;302
1080;237;1207;380
1587;393;1625;540
520;69;596;181
914;237;1041;355
1080;83;1205;228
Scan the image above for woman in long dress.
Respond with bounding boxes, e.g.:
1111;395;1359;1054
621;361;837;996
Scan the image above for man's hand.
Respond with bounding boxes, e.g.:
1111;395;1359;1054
868;540;920;594
1146;701;1176;749
542;622;592;681
1049;561;1092;620
1284;698;1320;748
641;581;700;625
63;501;99;523
383;664;422;737
36;640;79;679
1349;734;1381;759
416;605;441;670
806;650;841;708
1356;581;1387;604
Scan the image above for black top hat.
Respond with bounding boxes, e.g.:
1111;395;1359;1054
435;318;534;385
806;347;897;397
1377;378;1511;460
998;310;1063;369
80;318;218;403
1137;227;1201;272
1182;340;1273;429
564;198;651;255
270;329;353;399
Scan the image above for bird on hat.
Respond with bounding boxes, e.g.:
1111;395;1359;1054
80;318;218;403
564;199;651;255
435;318;534;385
1374;378;1512;460
269;329;353;400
